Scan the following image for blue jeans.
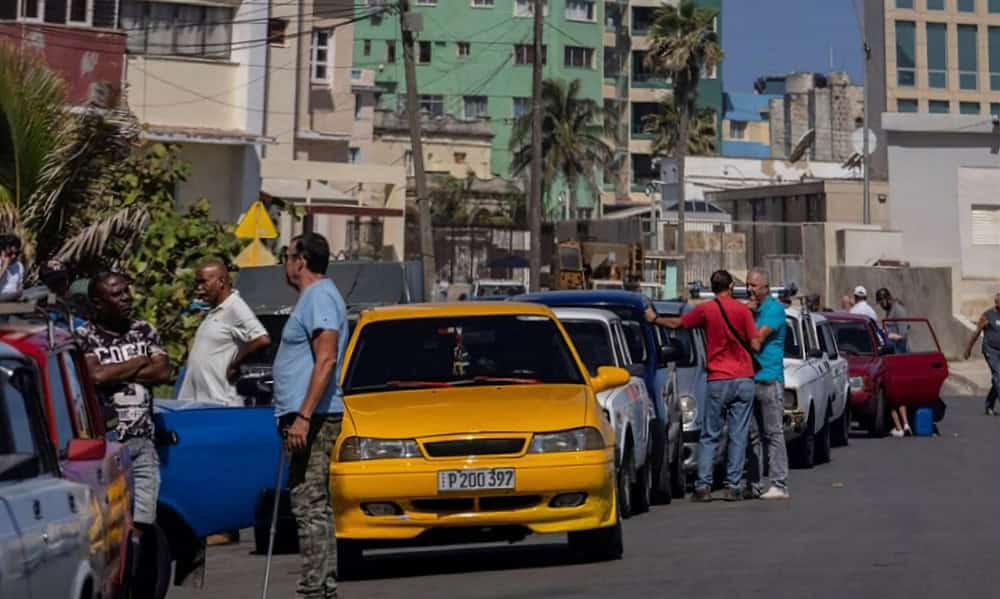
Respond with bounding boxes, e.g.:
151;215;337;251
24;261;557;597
696;378;755;491
985;346;1000;410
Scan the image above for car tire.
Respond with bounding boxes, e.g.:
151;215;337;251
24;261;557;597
617;445;635;519
335;539;364;581
568;519;624;562
868;389;888;438
631;452;652;515
832;401;851;447
669;434;685;499
649;421;672;505
815;403;832;465
130;524;171;599
788;406;815;469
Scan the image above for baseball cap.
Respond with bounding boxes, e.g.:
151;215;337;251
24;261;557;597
853;285;868;298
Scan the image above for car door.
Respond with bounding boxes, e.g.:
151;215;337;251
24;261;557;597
801;315;833;430
613;321;651;459
880;318;949;406
0;493;30;599
816;320;849;418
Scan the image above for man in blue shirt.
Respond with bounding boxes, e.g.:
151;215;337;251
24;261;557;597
745;268;790;500
272;232;349;599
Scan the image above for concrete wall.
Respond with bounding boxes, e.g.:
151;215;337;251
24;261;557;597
957;167;1000;279
371;135;492;179
830;265;970;358
823;179;890;226
127;56;244;130
836;229;904;265
175;144;254;223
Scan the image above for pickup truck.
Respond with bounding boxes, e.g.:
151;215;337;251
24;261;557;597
516;291;688;503
0;319;138;599
553;307;656;517
826;313;949;436
782;307;838;469
0;340;102;599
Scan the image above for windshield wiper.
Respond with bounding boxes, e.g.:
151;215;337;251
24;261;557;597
473;376;542;385
385;380;463;388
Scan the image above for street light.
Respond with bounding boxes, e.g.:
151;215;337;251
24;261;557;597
722;164;748;185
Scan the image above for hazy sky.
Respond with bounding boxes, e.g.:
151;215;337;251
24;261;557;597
722;0;865;92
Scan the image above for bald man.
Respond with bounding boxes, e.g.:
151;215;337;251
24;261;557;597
178;260;271;405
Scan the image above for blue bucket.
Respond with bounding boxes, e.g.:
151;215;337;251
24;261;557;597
914;408;934;437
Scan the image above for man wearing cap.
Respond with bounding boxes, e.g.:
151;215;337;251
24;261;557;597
849;286;879;322
876;288;909;354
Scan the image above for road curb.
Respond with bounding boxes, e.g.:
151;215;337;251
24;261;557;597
944;371;988;397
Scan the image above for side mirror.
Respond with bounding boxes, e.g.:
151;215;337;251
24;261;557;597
591;366;631;393
658;338;689;367
807;349;825;360
67;438;107;462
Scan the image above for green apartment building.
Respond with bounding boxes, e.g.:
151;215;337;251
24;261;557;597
354;0;723;214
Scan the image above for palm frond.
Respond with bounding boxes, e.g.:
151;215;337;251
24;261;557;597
55;207;150;264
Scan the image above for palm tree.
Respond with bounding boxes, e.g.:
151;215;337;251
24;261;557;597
645;0;722;287
643;103;717;157
510;78;617;219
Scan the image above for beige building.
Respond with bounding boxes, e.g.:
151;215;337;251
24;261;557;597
372;112;494;180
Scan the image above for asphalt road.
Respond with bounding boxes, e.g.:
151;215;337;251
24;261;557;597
170;394;998;599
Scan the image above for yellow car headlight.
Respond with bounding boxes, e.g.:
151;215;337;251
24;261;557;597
528;427;606;453
338;437;422;461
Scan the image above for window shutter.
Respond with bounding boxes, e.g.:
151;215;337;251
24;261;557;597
971;205;1000;245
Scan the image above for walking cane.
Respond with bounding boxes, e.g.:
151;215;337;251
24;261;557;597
262;435;287;599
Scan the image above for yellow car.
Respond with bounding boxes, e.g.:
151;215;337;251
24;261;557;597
330;302;629;576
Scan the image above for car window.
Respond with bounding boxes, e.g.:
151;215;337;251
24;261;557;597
344;315;584;393
614;322;634;366
620;320;648;363
885;319;938;354
46;355;75;453
562;320;616;377
830;321;876;356
1;361;42;456
785;317;803;359
660;326;698;368
818;323;839;360
61;353;93;439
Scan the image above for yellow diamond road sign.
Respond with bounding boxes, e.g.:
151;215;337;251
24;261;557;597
234;238;278;268
235;201;278;240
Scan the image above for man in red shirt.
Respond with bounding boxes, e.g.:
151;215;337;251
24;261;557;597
646;270;758;502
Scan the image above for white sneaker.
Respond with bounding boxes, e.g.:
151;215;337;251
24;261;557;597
760;486;789;500
891;428;904;438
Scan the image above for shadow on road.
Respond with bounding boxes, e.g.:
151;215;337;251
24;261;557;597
355;542;578;580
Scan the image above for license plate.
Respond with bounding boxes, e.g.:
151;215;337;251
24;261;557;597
437;468;515;492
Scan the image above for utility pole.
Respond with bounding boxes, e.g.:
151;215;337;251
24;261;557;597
400;0;436;299
528;0;544;291
862;41;871;225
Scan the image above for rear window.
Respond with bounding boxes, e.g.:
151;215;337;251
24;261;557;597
830;321;875;356
344;315;584;394
562;320;614;376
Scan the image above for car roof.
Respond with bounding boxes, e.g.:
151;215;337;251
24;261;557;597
516;290;648;309
823;311;872;323
652;300;692;316
476;279;524;286
551;307;620;324
360;301;554;322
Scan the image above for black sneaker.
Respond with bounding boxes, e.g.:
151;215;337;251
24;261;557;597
723;487;743;502
691;487;712;503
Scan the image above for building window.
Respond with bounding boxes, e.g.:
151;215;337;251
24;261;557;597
398;94;446;117
929;100;950;113
514;0;547;17
897;98;919;112
387;41;397;63
513;97;531;117
992;0;1000;11
972;205;1000;245
959;0;975;10
896;0;913;7
992;102;1000;115
363;39;371;56
311;30;333;83
68;0;92;24
471;0;494;7
18;0;43;20
895;21;916;87
959;24;978;90
418;41;432;63
268;18;289;46
457;42;471;57
564;46;595;69
349;148;361;163
961;101;981;114
454;152;467;164
565;0;595;21
514;44;546;65
464;95;488;119
120;1;235;59
927;23;947;89
990;27;1000;89
928;0;944;8
729;121;747;139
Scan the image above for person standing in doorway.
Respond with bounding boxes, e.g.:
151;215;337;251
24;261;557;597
178;259;271;406
745;268;790;500
964;293;1000;416
849;286;879;321
272;233;349;599
876;288;909;354
647;270;757;502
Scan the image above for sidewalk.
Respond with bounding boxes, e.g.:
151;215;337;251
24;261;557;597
945;359;991;397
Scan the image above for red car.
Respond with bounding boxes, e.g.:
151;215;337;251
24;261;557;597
826;313;949;436
0;320;136;598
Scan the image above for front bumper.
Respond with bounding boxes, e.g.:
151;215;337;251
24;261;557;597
331;449;616;542
850;389;873;411
783;409;807;440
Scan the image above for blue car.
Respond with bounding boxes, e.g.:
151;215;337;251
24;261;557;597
515;291;688;503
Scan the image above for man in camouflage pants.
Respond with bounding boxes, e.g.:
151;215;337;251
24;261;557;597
272;233;350;599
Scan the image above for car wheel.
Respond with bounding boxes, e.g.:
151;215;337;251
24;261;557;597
130;524;171;599
669;434;685;499
616;446;634;519
335;538;364;581
788;406;815;469
832;401;850;447
815;403;832;465
568;518;624;562
868;389;888;438
631;452;652;515
649;421;671;505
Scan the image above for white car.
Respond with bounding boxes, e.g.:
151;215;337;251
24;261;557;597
782;307;838;468
554;307;656;517
470;279;526;299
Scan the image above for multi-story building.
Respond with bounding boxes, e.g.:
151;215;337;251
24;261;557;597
720;91;774;159
354;0;722;217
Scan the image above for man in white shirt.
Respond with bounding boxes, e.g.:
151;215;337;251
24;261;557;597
849;285;879;322
178;259;271;406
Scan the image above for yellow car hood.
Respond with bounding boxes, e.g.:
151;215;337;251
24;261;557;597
344;384;592;438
